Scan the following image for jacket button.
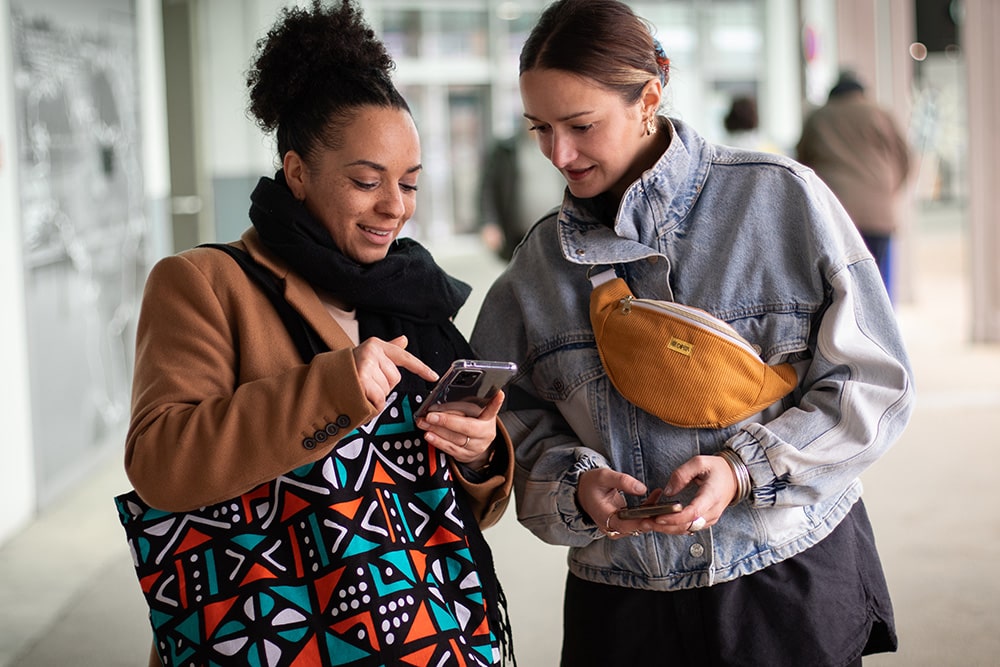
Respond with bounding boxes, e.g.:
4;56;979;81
313;430;328;443
336;414;351;428
689;543;705;558
325;423;340;437
302;438;316;450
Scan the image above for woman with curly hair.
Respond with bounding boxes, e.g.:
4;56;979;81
122;2;514;665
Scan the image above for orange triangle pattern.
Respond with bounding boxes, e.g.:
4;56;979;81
330;497;363;520
290;634;323;667
409;550;427;582
425;525;462;547
239;562;278;586
139;572;161;594
313;567;346;613
399;644;438;667
175;528;212;554
280;492;312;522
202;596;238;638
371;460;394;485
403;602;437;644
473;614;490;638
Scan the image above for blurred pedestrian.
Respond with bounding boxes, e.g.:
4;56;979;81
480;129;565;261
723;95;777;152
797;71;912;297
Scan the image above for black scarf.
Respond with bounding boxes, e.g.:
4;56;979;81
249;170;474;394
248;172;514;664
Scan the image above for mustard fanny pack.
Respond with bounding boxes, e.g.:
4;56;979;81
589;270;797;428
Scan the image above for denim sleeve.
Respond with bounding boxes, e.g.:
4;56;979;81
727;197;915;508
471;280;609;547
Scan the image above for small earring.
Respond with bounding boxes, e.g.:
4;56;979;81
645;117;657;136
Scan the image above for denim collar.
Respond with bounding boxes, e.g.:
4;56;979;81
558;117;712;266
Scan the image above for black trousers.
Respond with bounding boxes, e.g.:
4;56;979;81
561;501;894;667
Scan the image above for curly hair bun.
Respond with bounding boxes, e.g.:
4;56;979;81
246;0;396;134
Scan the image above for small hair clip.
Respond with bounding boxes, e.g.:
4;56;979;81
653;38;671;86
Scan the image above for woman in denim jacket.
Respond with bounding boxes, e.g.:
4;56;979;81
471;1;914;665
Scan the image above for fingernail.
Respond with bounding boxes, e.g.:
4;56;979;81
426;413;439;424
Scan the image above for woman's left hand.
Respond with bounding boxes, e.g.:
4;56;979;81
417;390;505;469
639;455;739;536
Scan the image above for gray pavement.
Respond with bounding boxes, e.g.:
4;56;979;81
2;207;999;666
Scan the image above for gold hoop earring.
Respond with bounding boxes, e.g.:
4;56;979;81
645;117;657;136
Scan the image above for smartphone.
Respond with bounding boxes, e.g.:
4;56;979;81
413;359;518;420
617;500;683;520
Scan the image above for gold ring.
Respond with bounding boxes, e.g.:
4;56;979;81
604;513;621;537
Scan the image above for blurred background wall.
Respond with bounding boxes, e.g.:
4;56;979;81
0;0;991;547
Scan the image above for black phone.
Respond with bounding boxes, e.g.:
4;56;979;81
413;359;518;420
616;500;683;520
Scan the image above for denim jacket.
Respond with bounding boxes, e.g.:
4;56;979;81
470;117;914;591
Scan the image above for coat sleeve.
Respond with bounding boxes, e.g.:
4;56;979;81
124;253;376;511
450;420;515;529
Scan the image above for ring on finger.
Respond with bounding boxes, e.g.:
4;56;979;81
687;516;707;534
604;513;621;538
462;436;470;448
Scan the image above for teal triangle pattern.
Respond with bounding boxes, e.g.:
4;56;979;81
175;611;201;644
429;599;460;633
415;487;449;512
231;533;267;551
380;550;416;583
271;585;313;614
343;533;381;558
325;632;373;665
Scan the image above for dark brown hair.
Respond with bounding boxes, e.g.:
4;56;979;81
519;0;666;105
246;0;409;163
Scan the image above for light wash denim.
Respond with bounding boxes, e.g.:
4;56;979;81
470;117;914;591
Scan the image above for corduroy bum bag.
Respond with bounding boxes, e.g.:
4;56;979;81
589;270;797;428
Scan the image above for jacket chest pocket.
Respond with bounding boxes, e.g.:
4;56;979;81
727;309;813;364
531;339;605;403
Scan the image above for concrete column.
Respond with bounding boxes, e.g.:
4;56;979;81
964;1;1000;342
0;0;37;545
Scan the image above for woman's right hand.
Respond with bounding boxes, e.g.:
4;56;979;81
352;335;438;410
577;468;647;538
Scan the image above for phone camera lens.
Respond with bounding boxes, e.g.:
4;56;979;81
453;370;481;388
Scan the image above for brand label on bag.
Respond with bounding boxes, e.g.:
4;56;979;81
669;337;694;356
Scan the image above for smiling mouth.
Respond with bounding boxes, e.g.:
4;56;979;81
360;225;394;237
564;166;593;180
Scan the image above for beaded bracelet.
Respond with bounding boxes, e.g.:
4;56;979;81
716;448;752;506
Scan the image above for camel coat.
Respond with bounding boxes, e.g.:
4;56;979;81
124;229;512;666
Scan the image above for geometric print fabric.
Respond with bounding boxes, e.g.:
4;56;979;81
115;390;499;666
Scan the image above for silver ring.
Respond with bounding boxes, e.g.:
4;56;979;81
462;436;470;448
688;516;707;533
630;529;642;537
604;513;621;538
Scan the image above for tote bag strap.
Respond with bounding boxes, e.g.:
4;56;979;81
199;243;329;363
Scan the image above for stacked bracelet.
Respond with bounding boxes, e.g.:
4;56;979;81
716;448;752;506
